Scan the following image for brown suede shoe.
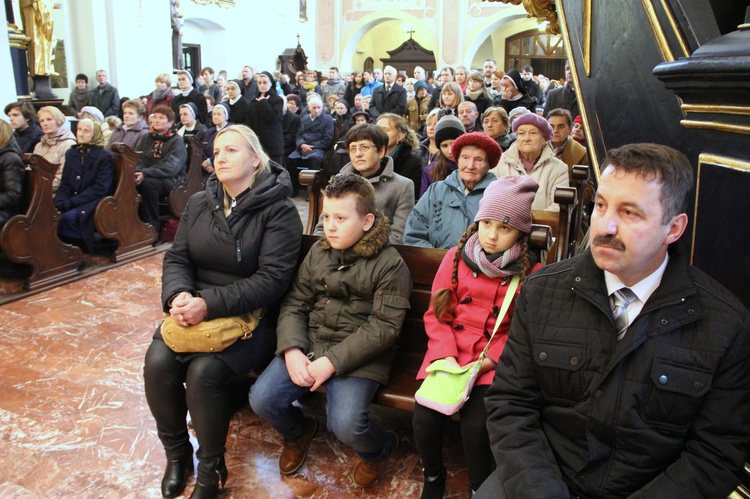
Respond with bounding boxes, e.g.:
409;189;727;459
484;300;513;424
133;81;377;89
351;430;399;487
279;417;318;475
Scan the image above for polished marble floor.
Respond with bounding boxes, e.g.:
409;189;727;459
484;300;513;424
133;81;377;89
0;222;474;498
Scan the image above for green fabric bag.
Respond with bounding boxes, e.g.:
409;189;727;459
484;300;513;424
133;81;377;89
415;275;519;415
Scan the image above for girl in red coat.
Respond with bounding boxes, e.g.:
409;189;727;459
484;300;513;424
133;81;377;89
413;174;542;498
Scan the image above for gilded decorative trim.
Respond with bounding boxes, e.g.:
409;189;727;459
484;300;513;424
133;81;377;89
640;0;674;61
658;0;689;57
692;153;750;263
487;0;560;35
681;120;750;136
556;1;600;180
582;0;592;76
682;104;750;116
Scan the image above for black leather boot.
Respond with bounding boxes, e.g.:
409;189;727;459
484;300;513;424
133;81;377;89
420;466;446;499
161;445;194;499
189;455;227;499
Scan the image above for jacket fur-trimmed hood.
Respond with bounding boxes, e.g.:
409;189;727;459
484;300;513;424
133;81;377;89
319;210;391;257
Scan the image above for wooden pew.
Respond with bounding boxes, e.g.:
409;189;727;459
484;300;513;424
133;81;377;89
0;154;83;290
533;186;577;264
569;164;590;256
299;168;330;234
168;135;206;218
94;144;157;262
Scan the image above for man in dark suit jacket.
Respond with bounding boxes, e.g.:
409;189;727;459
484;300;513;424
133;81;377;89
543;61;579;118
281;96;302;158
369;66;407;120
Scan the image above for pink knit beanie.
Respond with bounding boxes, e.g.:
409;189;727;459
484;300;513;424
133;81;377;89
474;175;539;233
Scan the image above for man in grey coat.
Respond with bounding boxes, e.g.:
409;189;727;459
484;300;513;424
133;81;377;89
88;70;120;118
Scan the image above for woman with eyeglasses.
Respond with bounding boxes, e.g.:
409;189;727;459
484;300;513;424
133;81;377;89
312;124;413;244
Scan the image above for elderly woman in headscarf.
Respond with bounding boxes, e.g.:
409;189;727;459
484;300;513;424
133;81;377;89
246;71;285;165
491;113;568;211
54;118;113;252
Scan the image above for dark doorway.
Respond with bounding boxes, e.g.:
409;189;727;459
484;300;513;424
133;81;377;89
182;44;201;80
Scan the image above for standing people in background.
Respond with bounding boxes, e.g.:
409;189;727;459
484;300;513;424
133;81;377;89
144;124;302;499
491;112;568;211
483;59;498;87
4;101;44;155
344;71;366;109
413;66;433;92
407;80;430;133
301;70;323;99
376;114;422;200
454;66;469;94
438;82;463;115
368;66;407;120
428;67;455;111
521;65;544;106
88;70;121;118
465;72;493;116
54;119;113;253
238;66;259;101
225;81;249;125
201;67;222;103
68;74;90;116
33;106;76;193
488;70;505;98
419;114;465;198
373;68;384;82
246;71;285;166
144;73;174;117
543;61;579;119
291;71;309;105
478;143;750;499
0;120;25;229
494;68;537;115
135;105;187;231
321;67;346;109
107;98;150;151
414;175;542;499
360;70;382;97
171;70;209;125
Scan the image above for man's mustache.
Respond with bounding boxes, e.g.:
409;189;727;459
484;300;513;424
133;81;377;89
592;234;625;250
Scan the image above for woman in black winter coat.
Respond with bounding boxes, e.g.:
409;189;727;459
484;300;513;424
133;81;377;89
376;113;423;200
54;119;113;252
144;125;302;499
246;71;285;165
0;121;25;228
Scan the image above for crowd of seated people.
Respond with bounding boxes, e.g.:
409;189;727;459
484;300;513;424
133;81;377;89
4;60;750;499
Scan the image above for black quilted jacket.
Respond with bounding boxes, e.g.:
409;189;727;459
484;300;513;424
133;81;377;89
485;245;750;498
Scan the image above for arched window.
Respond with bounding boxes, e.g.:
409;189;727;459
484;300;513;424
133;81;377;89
364;57;374;72
505;29;566;79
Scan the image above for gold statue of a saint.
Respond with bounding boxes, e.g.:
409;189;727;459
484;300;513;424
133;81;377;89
20;0;60;76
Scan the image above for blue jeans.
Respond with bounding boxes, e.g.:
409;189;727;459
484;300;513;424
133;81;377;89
249;355;391;463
